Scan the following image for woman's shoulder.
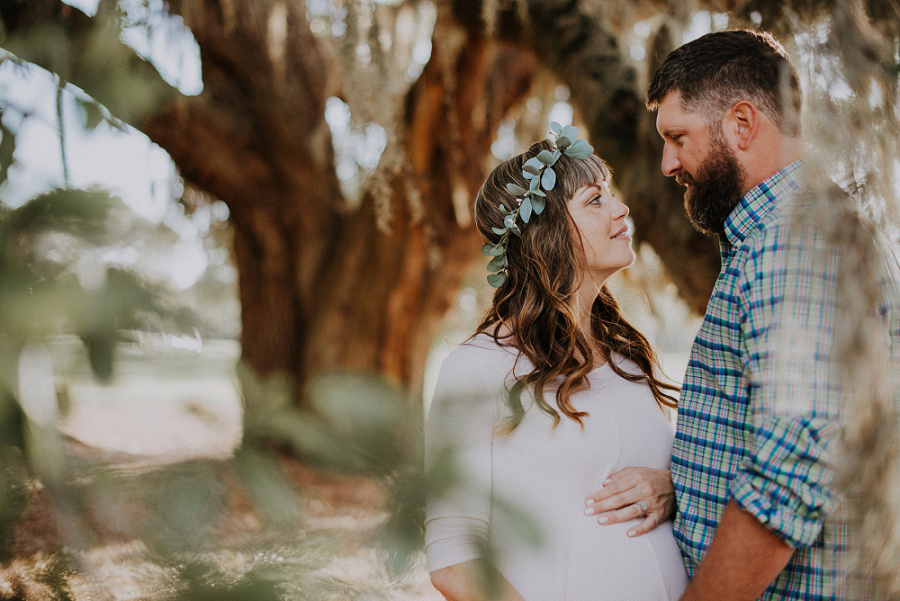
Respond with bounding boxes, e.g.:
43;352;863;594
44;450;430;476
441;333;519;375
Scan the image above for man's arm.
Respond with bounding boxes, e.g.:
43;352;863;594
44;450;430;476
680;502;793;601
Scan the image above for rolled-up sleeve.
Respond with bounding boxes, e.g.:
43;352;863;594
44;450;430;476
424;348;499;572
730;222;845;548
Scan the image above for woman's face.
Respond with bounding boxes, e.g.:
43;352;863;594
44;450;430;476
566;180;635;281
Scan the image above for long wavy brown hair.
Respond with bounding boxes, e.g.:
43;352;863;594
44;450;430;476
473;140;679;430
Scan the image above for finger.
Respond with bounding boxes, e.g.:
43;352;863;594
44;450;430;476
586;491;640;515
592;503;645;525
626;512;661;538
604;467;642;489
586;475;638;504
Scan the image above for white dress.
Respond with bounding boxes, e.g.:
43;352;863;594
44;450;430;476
425;334;689;601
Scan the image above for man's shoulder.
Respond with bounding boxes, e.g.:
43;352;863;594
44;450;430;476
737;183;840;262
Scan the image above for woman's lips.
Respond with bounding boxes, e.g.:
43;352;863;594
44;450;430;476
611;226;630;239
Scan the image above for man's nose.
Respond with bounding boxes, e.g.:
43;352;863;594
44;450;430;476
661;145;681;177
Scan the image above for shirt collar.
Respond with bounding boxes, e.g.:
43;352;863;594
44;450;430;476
723;160;804;248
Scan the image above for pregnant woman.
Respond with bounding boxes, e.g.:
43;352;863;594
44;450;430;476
425;126;689;600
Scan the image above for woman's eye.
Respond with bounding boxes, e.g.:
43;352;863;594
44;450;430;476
590;195;603;204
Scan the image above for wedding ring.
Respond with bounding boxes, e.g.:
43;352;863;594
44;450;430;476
636;501;649;515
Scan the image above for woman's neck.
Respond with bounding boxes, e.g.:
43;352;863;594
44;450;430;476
574;275;605;357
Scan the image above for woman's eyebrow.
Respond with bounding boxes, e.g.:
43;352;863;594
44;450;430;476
578;183;604;200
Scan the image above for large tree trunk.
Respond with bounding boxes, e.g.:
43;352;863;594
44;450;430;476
17;0;850;400
146;2;538;397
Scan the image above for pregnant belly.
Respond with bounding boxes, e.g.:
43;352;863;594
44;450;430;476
496;518;688;601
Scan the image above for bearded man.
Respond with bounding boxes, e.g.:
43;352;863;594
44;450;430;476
642;29;899;601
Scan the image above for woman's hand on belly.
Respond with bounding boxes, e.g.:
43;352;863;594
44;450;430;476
583;466;675;537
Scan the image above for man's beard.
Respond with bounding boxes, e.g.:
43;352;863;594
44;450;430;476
678;132;745;236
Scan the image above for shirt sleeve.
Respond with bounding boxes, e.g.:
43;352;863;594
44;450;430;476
424;346;500;572
729;221;845;548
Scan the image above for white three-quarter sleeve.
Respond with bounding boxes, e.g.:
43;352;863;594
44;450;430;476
424;346;501;572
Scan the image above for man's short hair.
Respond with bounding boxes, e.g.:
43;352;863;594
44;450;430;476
646;29;802;136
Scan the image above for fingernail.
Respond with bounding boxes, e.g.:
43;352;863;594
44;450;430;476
584;507;595;516
627;530;636;537
597;516;609;524
601;479;611;486
585;498;593;507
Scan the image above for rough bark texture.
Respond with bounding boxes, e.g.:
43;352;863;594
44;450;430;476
8;0;893;402
1;0;537;400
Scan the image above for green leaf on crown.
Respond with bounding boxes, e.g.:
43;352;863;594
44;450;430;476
492;226;507;235
483;243;504;256
551;149;562;163
529;175;540;191
536;150;555;165
565;139;594;159
549;122;562;135
510;223;522;237
506;183;527;196
520;196;533;223
561;125;579;139
532;195;546;214
487;254;508;272
541;167;556;191
523;157;542;176
487;272;507;288
555;135;572;149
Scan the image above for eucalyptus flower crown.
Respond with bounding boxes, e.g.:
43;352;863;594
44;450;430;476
482;122;594;288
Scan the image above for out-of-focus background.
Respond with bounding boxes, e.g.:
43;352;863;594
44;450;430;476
0;0;897;599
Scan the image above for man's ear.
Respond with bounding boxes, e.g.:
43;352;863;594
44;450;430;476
724;101;758;151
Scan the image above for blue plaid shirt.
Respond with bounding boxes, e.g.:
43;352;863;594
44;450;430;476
672;161;900;599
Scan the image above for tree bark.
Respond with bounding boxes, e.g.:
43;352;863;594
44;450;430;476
2;0;538;400
12;0;881;400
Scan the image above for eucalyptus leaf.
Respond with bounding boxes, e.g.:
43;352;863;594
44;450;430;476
491;226;507;235
487;254;506;272
565;143;594;159
561;124;579;139
536;150;555;165
500;203;507;212
482;244;494;256
523;170;535;180
506;183;527;196
555;135;572;149
487;272;507;288
551;149;562;163
510;224;522;237
488;244;504;256
532;189;546;197
523;157;542;175
541;167;556;191
520;196;532;223
532;195;546;214
549;121;562;134
503;214;517;228
529;175;540;191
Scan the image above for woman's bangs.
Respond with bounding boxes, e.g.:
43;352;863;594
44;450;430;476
558;154;611;200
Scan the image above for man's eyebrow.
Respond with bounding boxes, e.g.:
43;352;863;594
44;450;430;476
660;128;684;138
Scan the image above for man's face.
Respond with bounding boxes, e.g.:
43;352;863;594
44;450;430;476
655;92;746;236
